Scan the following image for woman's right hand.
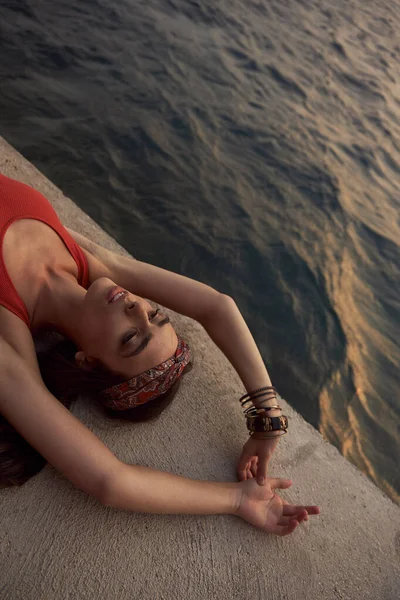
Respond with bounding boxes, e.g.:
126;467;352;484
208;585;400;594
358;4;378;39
235;477;320;536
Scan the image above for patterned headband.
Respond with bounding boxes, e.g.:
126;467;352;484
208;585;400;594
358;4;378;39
99;335;191;411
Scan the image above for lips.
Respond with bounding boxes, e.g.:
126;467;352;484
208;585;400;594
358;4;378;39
106;286;127;304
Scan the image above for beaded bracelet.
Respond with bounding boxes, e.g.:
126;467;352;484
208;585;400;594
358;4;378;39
239;386;288;439
246;415;289;433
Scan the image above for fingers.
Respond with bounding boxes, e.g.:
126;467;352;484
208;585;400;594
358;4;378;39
277;510;308;527
274;519;299;536
282;505;320;516
237;450;254;482
269;478;292;490
277;516;292;526
307;506;320;515
271;500;320;535
256;453;269;486
280;505;320;525
245;458;258;480
274;513;313;536
238;452;260;481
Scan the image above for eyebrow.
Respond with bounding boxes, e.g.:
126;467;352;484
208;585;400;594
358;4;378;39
125;316;171;358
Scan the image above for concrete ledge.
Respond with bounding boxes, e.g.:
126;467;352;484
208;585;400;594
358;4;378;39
0;136;399;600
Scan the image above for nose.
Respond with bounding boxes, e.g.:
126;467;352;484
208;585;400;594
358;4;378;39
125;300;138;312
125;299;148;320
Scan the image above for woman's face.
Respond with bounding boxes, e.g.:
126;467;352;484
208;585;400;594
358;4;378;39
76;277;178;378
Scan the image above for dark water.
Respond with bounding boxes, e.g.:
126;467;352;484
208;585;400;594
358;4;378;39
1;0;399;503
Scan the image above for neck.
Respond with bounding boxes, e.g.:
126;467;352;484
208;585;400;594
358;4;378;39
33;271;87;346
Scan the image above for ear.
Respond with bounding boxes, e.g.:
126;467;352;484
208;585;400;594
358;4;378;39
74;351;98;371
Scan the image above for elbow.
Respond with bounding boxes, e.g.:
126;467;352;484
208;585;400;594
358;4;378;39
77;467;121;508
200;293;237;327
97;490;114;508
94;464;125;508
94;480;115;508
94;482;112;507
214;293;237;314
78;481;114;508
219;293;236;306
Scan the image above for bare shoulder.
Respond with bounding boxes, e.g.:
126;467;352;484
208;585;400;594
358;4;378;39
0;307;42;375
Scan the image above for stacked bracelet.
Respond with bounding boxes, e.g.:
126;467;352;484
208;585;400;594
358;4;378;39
246;415;288;433
239;386;288;438
250;430;288;439
239;386;278;404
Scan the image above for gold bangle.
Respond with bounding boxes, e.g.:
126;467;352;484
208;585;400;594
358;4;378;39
243;407;282;419
249;430;287;439
245;406;282;417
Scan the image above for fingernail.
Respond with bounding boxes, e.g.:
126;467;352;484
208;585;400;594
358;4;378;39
257;477;265;485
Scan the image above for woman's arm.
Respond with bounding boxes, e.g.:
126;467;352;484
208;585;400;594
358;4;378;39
0;338;120;499
1;339;318;533
0;338;234;515
101;463;318;535
103;463;238;514
197;297;283;484
200;295;276;407
67;229;283;477
66;229;276;396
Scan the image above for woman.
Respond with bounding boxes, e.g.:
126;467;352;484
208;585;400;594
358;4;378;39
0;173;319;535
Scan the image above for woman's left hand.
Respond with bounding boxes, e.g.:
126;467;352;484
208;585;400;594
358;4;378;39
237;436;281;485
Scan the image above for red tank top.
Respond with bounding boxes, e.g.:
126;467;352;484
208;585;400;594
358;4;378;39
0;173;89;328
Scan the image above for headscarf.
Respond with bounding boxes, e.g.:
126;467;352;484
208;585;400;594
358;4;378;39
99;335;191;410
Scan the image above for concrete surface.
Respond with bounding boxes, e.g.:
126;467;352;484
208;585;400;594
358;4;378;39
0;136;399;600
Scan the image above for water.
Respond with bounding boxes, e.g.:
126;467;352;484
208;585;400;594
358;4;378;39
0;0;399;503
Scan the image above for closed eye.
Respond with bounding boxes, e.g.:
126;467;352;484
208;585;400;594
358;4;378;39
122;331;137;345
121;309;168;346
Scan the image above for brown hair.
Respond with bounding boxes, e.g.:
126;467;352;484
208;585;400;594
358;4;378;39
0;336;193;488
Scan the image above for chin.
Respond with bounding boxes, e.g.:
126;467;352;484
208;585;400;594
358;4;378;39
86;277;115;304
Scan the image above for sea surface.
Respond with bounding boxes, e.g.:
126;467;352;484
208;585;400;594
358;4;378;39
0;0;399;503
